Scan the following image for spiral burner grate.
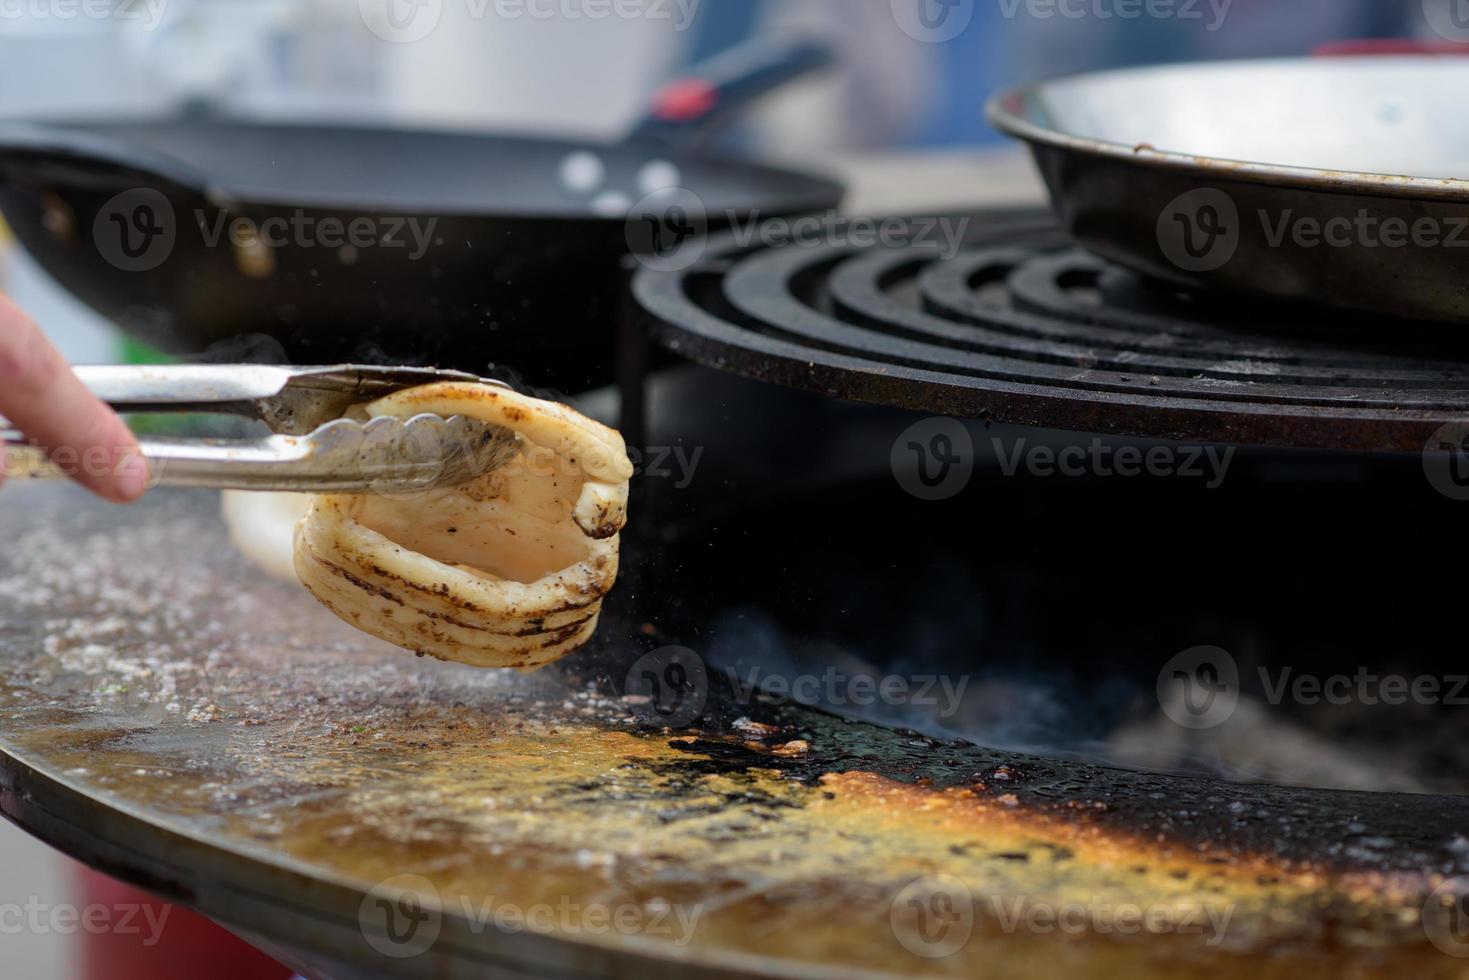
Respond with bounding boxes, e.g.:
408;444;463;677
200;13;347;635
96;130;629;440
633;209;1469;451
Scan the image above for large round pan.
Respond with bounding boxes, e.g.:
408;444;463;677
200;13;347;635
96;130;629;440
988;56;1469;325
0;39;843;392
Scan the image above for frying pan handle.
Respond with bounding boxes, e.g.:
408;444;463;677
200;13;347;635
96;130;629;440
0;122;213;199
624;37;834;152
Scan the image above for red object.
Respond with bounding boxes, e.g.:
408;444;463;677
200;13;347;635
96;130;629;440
78;869;293;980
649;78;719;122
1313;39;1469;56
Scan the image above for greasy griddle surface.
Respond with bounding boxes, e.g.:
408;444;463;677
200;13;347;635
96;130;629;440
0;485;1465;978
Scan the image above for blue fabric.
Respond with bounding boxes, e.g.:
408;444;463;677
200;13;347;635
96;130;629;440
909;4;1011;147
686;0;761;63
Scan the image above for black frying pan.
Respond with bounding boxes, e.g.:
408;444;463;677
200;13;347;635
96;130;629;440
0;38;843;392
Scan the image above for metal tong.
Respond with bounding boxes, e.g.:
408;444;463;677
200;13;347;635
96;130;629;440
0;364;520;493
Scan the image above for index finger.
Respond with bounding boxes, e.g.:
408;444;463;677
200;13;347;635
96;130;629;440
0;294;148;502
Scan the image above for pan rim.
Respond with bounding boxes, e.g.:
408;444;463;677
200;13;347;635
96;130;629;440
986;56;1469;204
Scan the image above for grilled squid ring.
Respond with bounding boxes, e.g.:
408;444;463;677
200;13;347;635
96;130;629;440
293;382;633;669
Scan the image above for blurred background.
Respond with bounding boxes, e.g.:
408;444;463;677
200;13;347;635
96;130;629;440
0;0;1449;365
0;0;1456;975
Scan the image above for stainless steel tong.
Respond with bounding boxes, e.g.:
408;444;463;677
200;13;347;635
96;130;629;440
0;364;520;493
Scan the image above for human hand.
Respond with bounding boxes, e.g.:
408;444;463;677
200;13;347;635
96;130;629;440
0;293;148;502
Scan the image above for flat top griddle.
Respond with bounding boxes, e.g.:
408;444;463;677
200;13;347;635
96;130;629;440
0;485;1465;978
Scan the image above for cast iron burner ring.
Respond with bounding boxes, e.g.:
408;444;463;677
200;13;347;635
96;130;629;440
633;209;1469;451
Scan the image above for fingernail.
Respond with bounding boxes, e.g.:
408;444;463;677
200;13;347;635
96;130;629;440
112;449;152;502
